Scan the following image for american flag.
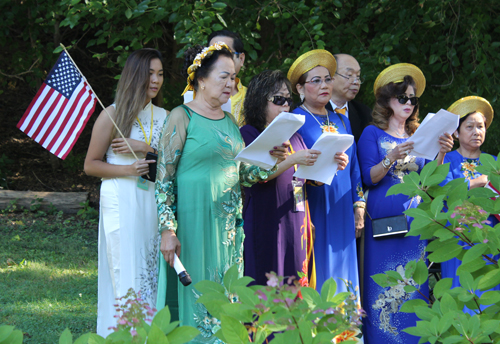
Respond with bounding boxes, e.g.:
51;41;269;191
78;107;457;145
17;51;97;160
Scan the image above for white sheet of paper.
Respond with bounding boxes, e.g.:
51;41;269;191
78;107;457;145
183;91;231;113
294;133;354;185
235;112;305;169
410;109;459;160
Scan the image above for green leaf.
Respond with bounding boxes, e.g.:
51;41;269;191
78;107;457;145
152;306;172;334
212;2;227;9
458;271;475;291
462;243;488;264
234;286;259;306
147;324;169;344
419;160;437;186
300;287;322;307
320;278;337;302
220;315;249;344
456;256;486;274
196;292;230;318
216;13;227;27
371;273;391;288
384;270;403;281
333;0;342;7
231;276;254;289
221;303;253;323
429;54;438;64
298;321;313;344
413;260;428;285
59;328;72;344
404;285;417;293
405;260;417;279
166;326;200;344
433;278;453;299
223;264;239;293
1;329;23;344
401;299;428;313
479;153;498;171
0;326;14;342
125;8;132;19
430;195;445;217
478;268;500;291
414;306;438;321
440;292;458;314
195;280;225;295
438;312;455;333
387;182;418;196
479;290;500;305
427;241;462;263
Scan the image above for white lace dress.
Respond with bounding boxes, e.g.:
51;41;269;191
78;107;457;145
97;102;167;336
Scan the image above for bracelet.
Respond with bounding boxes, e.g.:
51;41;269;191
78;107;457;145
353;201;366;209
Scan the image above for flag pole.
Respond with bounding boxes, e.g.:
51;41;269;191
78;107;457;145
59;43;140;162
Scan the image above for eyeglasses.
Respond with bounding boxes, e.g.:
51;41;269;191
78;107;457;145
395;95;419;106
304;77;334;86
268;95;293;106
335;72;365;84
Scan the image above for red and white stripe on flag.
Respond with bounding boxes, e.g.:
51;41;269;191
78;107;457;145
17;51;97;160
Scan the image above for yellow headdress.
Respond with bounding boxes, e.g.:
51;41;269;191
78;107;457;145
181;41;231;97
373;63;426;97
287;49;337;94
447;96;494;129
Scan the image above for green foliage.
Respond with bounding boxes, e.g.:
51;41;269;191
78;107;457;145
0;154;13;189
372;156;500;343
195;265;364;343
2;0;500;152
77;200;98;220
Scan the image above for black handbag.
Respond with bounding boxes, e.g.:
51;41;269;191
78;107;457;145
371;214;408;238
367;197;414;238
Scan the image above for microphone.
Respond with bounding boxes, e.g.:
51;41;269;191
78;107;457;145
173;254;192;286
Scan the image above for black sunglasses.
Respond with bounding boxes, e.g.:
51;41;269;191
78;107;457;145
268;95;293;106
395;95;419;105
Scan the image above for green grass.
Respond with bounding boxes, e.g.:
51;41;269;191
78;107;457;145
0;210;98;343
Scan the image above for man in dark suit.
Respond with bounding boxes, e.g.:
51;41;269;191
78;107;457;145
326;54;372;143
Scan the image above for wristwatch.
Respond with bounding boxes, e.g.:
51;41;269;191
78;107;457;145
381;156;392;169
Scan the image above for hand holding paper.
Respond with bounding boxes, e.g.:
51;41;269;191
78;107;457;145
410;109;459;160
235;112;305;169
294;133;354;185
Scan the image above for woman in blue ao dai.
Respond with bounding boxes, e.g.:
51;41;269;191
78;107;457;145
357;63;453;344
440;96;499;315
287;49;365;294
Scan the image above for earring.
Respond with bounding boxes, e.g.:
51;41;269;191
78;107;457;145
300;93;305;102
201;84;205;90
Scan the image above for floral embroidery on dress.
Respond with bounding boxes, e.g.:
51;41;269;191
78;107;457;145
460;158;481;180
139;234;161;305
372;264;420;335
356;183;365;201
320;119;339;133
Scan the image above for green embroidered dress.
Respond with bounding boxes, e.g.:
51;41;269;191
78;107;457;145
155;105;272;342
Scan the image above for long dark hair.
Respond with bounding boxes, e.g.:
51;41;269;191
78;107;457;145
113;48;163;139
243;70;292;132
372;75;420;135
182;44;233;92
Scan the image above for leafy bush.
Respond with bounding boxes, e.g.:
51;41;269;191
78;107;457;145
196;265;365;343
372;156;500;343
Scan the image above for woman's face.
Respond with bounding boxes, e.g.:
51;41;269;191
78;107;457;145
146;58;164;102
265;83;291;125
456;112;486;150
297;66;333;108
198;56;235;105
388;85;416;121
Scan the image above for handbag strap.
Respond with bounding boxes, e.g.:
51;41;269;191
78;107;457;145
365;195;415;221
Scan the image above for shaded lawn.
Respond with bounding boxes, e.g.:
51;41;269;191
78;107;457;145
0;211;98;343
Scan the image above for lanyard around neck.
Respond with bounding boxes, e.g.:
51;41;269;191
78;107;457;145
136;104;153;145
